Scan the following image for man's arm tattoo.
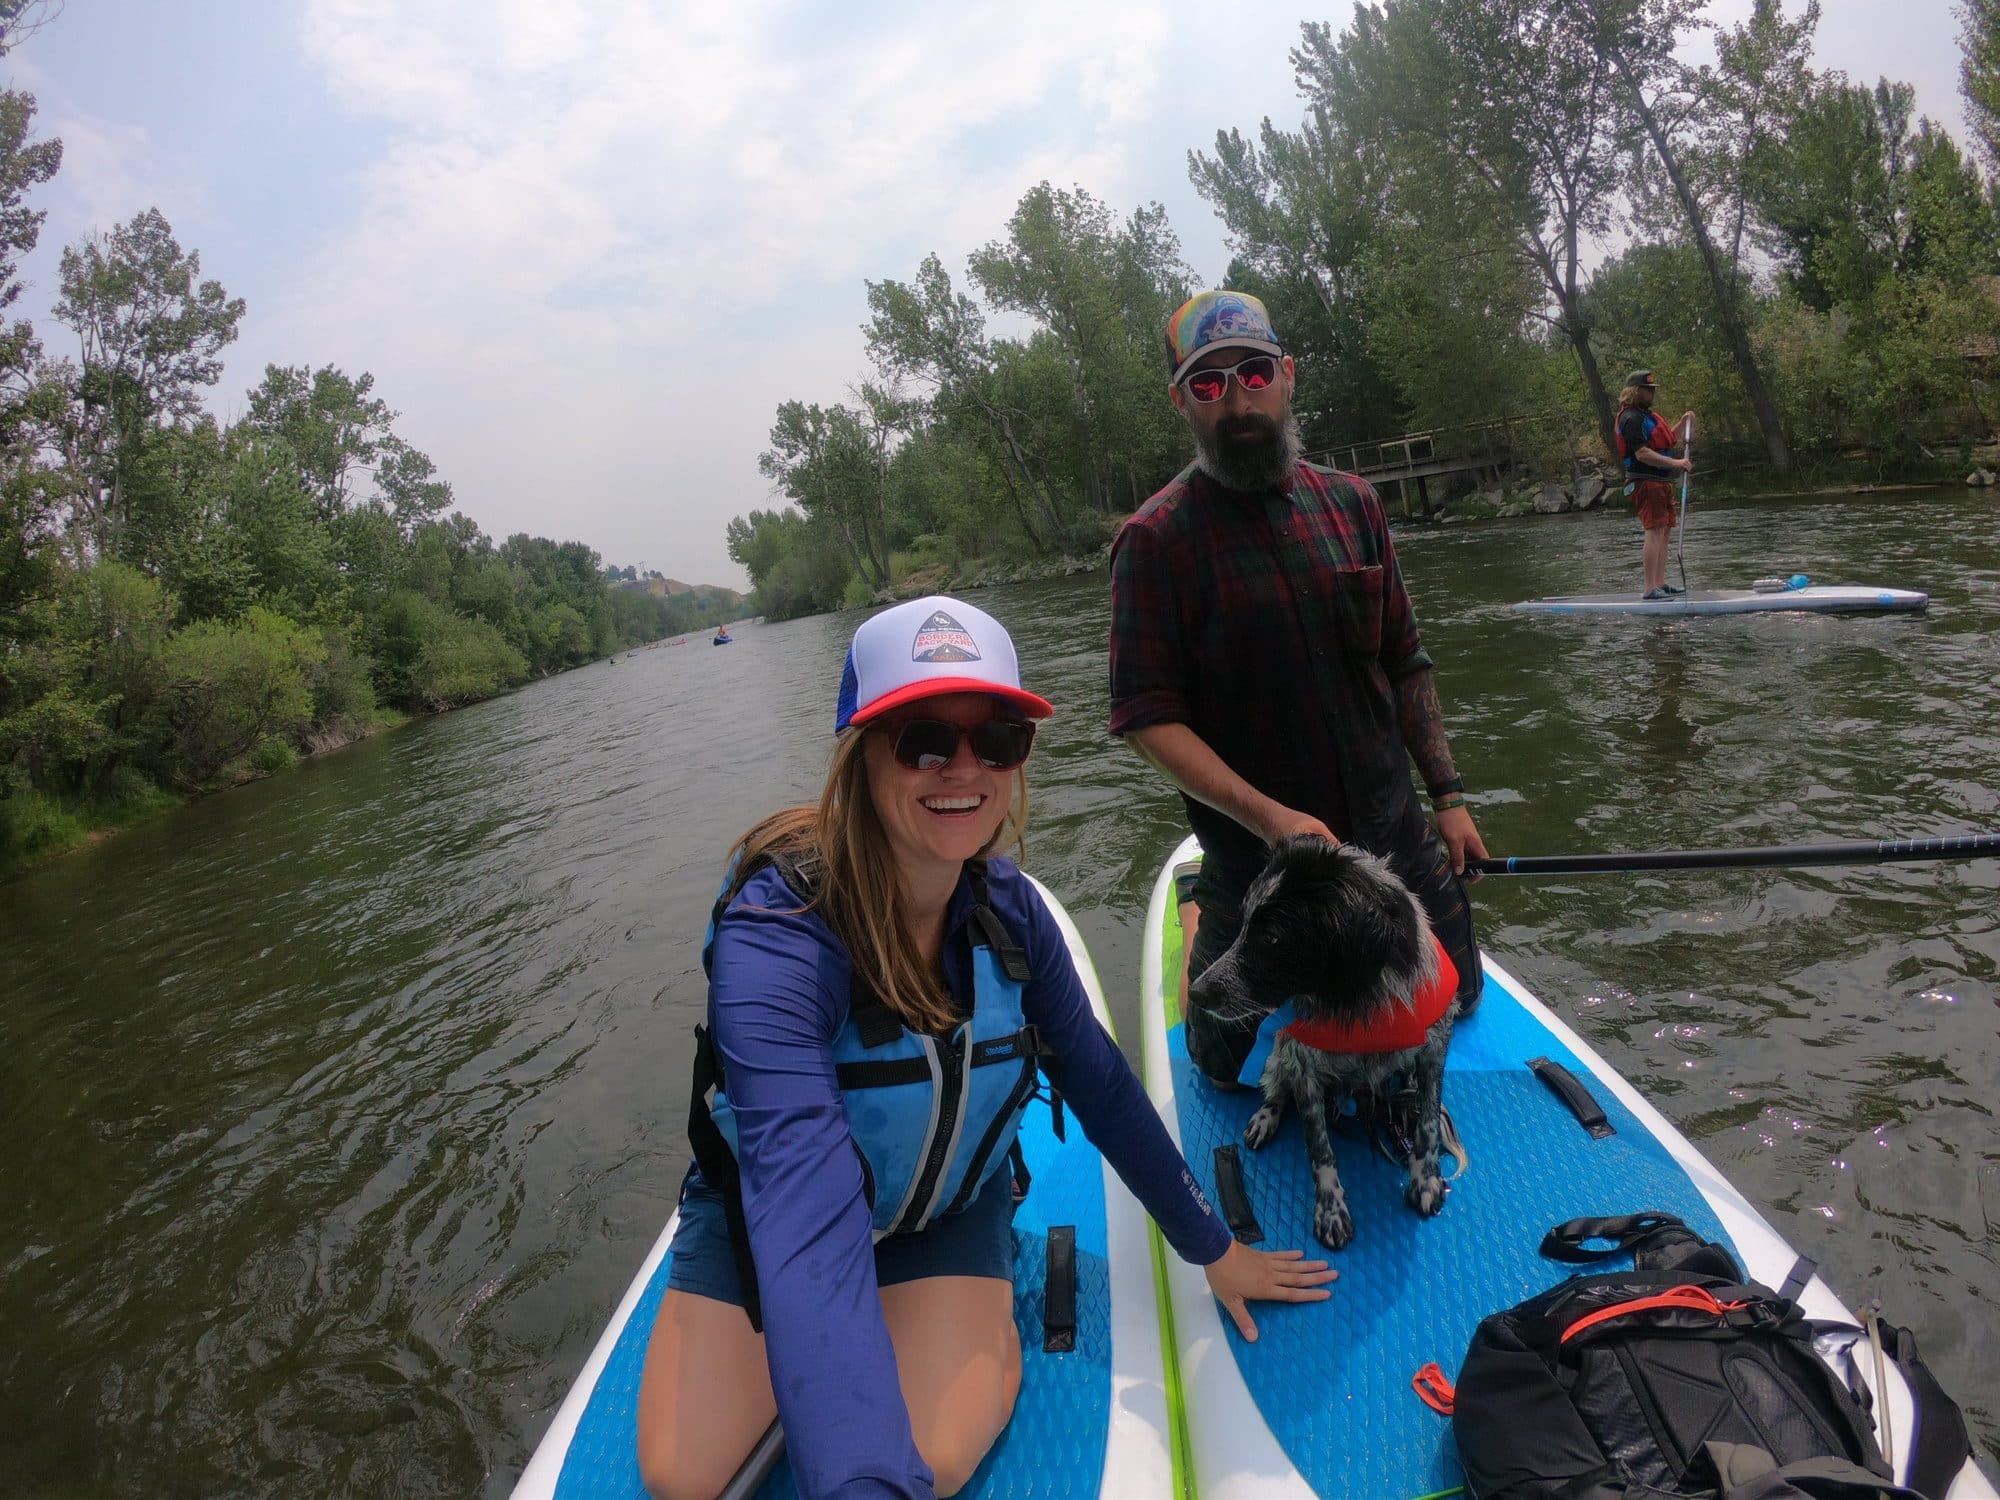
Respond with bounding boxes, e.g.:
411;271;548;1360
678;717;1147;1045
1394;668;1457;788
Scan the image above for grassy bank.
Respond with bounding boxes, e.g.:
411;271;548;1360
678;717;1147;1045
0;707;411;885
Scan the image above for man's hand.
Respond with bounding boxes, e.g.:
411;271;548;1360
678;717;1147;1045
1260;805;1338;846
1436;803;1488;879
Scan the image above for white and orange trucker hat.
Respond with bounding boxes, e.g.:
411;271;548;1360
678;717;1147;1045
834;595;1055;733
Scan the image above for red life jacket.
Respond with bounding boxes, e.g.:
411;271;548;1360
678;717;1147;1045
1280;936;1460;1054
1615;406;1676;475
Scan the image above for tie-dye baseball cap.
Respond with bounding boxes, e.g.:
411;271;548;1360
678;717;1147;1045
1163;290;1284;383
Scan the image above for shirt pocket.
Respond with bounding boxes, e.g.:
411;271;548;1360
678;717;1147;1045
1329;563;1386;656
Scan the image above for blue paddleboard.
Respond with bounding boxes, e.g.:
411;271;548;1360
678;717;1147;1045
515;875;1175;1499
1140;834;1993;1500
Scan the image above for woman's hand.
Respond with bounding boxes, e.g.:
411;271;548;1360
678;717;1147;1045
1203;1240;1337;1341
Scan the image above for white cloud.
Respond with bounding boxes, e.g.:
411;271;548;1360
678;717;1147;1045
263;0;1174;580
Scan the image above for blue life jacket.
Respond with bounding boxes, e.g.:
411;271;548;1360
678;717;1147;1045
685;851;1058;1331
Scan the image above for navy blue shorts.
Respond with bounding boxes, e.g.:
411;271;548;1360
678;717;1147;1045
664;1166;1019;1308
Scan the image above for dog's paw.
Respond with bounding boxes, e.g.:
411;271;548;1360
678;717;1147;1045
1404;1172;1448;1218
1243;1105;1282;1150
1313;1195;1355;1250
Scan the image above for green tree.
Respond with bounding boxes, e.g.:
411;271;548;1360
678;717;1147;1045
49;208;246;558
1961;0;2000;173
1189;116;1405;445
865;255;1064;550
759;400;889;590
1754;79;2000;308
968;184;1187;514
240;363;395;520
1573;0;1796;470
0;87;60;387
1300;2;1628;451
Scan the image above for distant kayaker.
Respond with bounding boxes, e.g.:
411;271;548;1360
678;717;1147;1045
637;594;1333;1500
1615;370;1695;601
1108;289;1488;1089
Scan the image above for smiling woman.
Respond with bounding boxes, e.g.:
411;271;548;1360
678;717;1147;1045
617;593;1332;1500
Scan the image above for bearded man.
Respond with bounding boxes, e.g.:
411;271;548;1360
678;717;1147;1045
1107;289;1490;1084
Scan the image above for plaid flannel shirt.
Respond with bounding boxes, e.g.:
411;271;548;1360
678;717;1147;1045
1107;460;1435;875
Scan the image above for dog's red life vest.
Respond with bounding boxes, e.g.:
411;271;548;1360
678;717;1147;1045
1280;936;1459;1054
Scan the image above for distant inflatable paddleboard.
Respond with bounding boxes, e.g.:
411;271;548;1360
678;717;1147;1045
1140;833;1993;1500
1514;582;1928;616
514;874;1173;1500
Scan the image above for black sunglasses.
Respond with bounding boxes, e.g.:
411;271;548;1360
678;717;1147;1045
885;717;1036;772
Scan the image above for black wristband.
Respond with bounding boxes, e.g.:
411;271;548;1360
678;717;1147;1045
1426;774;1465;799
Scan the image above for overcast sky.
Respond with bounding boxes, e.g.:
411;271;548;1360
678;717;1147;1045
9;2;1973;588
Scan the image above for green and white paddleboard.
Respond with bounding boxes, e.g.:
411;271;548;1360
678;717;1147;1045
1140;833;1993;1500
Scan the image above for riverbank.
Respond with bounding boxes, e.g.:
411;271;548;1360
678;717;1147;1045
869;543;1116;603
0;708;413;884
842;455;1997;609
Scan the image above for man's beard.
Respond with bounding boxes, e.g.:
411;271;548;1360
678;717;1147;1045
1192;411;1302;493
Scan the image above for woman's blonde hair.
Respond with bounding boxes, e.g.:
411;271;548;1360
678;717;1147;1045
1618;382;1656;410
726;724;1031;1036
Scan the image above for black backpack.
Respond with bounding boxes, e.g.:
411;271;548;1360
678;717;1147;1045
1451;1213;1973;1499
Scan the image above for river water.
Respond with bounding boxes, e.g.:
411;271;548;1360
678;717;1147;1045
3;488;1996;1495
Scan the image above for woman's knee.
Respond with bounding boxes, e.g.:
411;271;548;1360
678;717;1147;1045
911;1320;1020;1495
921;1401;1014;1496
638;1439;733;1500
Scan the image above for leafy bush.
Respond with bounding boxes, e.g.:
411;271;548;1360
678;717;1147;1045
0;786;86;857
303;624;376;734
246;736;297;775
154;607;324;787
409;608;528;711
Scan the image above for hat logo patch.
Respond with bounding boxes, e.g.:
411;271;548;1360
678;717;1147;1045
911;610;981;663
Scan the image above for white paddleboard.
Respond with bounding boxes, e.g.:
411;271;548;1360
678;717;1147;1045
1513;585;1929;616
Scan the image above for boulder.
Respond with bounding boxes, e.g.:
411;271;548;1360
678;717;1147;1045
1533;482;1569;515
1573;473;1607;509
1968;468;1997;486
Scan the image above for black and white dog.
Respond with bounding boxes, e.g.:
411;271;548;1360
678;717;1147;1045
1188;836;1463;1250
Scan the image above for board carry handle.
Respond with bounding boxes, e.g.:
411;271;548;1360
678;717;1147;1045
1042;1225;1077;1353
1528;1057;1616;1139
1212;1144;1264;1244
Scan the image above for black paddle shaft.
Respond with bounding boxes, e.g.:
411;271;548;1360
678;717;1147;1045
1471;832;2000;877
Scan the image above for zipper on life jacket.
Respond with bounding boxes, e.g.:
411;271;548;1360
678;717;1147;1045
941;1050;1041;1218
897;1025;970;1233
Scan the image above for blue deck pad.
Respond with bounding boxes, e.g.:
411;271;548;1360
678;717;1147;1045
551;1092;1111;1499
1170;967;1736;1500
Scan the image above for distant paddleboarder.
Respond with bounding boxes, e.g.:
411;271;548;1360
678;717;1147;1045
1615;370;1694;600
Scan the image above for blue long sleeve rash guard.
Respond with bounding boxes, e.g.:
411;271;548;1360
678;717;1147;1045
699;856;1230;1499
